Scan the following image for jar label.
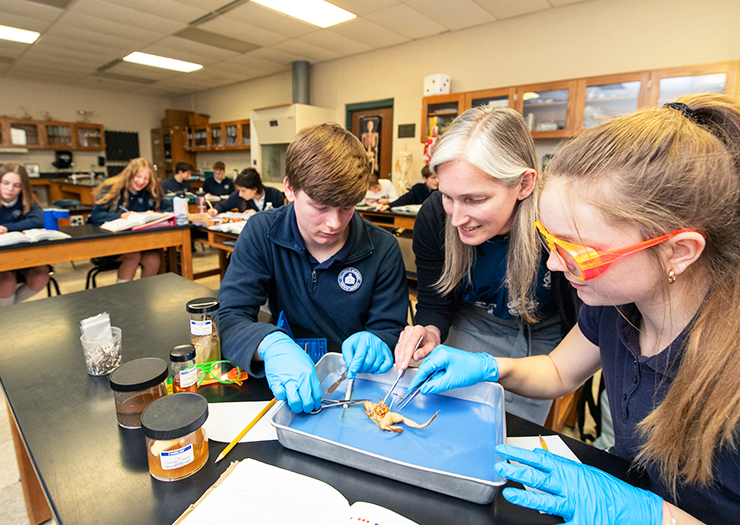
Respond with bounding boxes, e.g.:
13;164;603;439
190;319;212;336
179;367;197;388
160;444;194;470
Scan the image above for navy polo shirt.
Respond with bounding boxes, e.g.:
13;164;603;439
461;235;553;319
579;304;740;523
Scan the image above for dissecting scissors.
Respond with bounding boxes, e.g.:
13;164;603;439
311;398;370;414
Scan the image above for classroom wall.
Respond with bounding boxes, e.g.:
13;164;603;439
177;0;740;186
0;78;169;172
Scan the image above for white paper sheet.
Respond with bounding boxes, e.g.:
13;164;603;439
205;401;279;443
505;435;581;463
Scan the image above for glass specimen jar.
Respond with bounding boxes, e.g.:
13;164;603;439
170;344;198;393
109;357;168;429
141;392;209;482
186;298;221;364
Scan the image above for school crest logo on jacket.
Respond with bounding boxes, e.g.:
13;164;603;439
338;267;362;292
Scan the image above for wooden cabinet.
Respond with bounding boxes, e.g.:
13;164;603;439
44;122;75;149
516;80;578;138
576;71;650;131
421;93;465;142
648;61;738;107
3;119;45;148
420;60;740;141
75;124;105;151
222;119;251;150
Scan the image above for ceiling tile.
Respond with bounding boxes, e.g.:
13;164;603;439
143;0;210;24
56;12;168;43
475;0;552;20
70;0;187;34
227;3;318;38
329;0;402;16
365;4;447;40
329;17;409;49
299;29;373;56
173;0;232;10
0;40;30;60
0;0;63;21
142;36;240;65
0;13;57;33
273;39;344;63
45;21;142;52
198;16;287;47
405;0;497;30
105;61;179;81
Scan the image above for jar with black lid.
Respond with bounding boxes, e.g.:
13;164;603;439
109;357;168;429
170;344;198;393
186;298;221;364
141;393;209;481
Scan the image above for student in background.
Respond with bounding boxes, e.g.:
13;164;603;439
406;95;740;524
207;168;284;217
0;163;49;306
89;158;170;283
203;161;234;198
394;106;580;424
160;161;193;194
218;123;408;414
376;164;438;211
363;174;399;205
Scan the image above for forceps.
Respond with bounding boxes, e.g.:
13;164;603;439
310;398;369;414
394;371;441;412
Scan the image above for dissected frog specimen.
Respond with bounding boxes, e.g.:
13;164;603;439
363;399;439;433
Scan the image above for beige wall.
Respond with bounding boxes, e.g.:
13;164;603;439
0;78;169;172
175;0;739;185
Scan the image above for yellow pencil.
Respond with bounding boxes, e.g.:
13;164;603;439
538;435;549;451
215;398;276;464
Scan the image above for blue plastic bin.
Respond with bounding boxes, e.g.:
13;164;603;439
42;209;70;231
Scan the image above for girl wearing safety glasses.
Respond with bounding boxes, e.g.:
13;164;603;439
393;105;581;425
407;94;740;524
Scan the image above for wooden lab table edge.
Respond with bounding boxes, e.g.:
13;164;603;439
6;400;53;525
0;227;193;280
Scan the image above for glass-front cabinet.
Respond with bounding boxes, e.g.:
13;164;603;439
421;93;465;141
221;119;250;150
241;121;251;147
578;72;650;130
45;123;74;148
516;80;577;138
649;62;738;107
210;125;223;149
224;123;239;148
192;127;209;150
5;119;44;148
466;87;515;110
76;124;105;150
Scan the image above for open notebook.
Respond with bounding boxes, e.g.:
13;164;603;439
100;212;174;232
0;229;71;246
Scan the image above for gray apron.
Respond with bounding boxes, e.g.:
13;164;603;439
444;303;561;425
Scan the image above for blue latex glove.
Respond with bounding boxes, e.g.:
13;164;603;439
405;345;499;395
341;331;394;379
494;444;663;525
258;331;322;413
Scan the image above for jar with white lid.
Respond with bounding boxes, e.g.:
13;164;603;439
186;298;221;364
141;393;209;482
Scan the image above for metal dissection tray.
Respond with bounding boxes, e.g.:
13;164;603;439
270;353;507;504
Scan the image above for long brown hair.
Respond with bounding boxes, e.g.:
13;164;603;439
0;163;35;214
545;94;740;495
95;158;162;210
429;105;541;323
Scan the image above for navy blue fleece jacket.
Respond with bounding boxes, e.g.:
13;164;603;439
0;200;44;231
214;186;285;214
217;204;408;377
88;186;172;224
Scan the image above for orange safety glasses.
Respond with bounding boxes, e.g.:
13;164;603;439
533;220;700;281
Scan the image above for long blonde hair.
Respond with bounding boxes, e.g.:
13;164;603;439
545;94;740;495
430;105;541;323
95;158;162;210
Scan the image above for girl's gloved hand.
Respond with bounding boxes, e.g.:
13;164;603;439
405;345;499;395
258;331;322;413
341;331;393;379
494;444;663;525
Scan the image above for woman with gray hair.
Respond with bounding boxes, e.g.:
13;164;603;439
394;105;580;424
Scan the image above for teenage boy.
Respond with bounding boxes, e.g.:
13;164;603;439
218;123;408;414
203;161;235;197
160;162;193;194
207;168;284;216
376;164;438;211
